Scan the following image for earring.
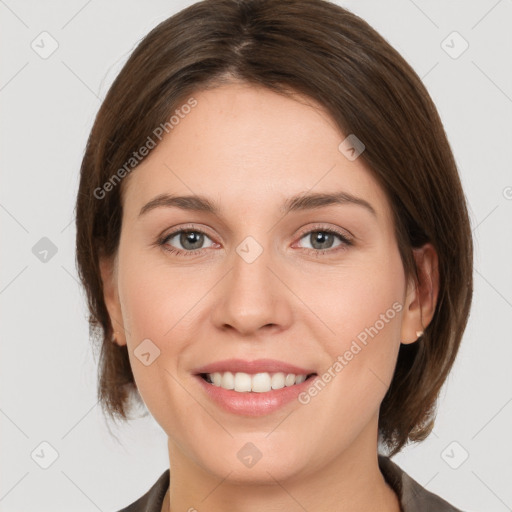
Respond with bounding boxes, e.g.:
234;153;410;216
401;331;424;343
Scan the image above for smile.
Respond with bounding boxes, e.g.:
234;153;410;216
200;371;316;393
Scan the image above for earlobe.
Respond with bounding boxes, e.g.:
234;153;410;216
99;254;127;346
400;243;439;345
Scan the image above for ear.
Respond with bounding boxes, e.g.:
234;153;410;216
400;243;439;345
99;253;127;346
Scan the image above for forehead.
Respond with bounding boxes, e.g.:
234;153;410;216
121;83;393;229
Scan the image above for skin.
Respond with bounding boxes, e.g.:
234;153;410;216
100;81;439;512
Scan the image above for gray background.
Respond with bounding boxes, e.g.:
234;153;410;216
1;0;511;511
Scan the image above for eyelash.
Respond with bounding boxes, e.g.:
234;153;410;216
157;223;353;258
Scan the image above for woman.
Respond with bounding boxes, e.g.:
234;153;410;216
75;0;473;510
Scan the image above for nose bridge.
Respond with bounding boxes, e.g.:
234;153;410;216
234;234;273;290
212;232;291;334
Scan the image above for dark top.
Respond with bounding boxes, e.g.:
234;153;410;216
116;455;463;511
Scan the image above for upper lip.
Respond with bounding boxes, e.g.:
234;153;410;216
193;358;317;376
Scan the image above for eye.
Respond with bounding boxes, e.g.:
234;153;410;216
159;226;216;256
295;226;353;255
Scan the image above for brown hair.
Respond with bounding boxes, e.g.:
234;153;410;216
75;0;473;455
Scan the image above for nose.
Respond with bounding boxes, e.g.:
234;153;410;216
211;238;293;337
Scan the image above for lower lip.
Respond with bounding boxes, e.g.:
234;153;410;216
194;375;318;416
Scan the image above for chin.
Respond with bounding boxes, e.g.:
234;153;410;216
193;438;314;484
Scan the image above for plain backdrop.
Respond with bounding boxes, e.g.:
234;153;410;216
1;1;511;511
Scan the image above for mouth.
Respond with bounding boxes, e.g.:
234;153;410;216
198;371;318;393
192;358;319;415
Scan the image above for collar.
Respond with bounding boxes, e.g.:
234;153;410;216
378;455;462;511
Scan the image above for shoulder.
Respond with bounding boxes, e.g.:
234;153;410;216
378;455;465;512
114;468;170;512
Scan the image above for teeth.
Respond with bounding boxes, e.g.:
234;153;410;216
220;372;234;390
271;372;285;390
234;372;252;392
205;371;310;393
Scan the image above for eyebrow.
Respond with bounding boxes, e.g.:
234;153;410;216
138;191;377;218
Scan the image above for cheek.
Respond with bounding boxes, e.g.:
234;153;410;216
115;252;196;424
297;247;406;433
295;242;406;356
304;252;405;432
117;246;200;341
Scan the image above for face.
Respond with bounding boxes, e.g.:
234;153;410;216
101;82;436;484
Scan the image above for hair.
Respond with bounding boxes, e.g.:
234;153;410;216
75;0;473;455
